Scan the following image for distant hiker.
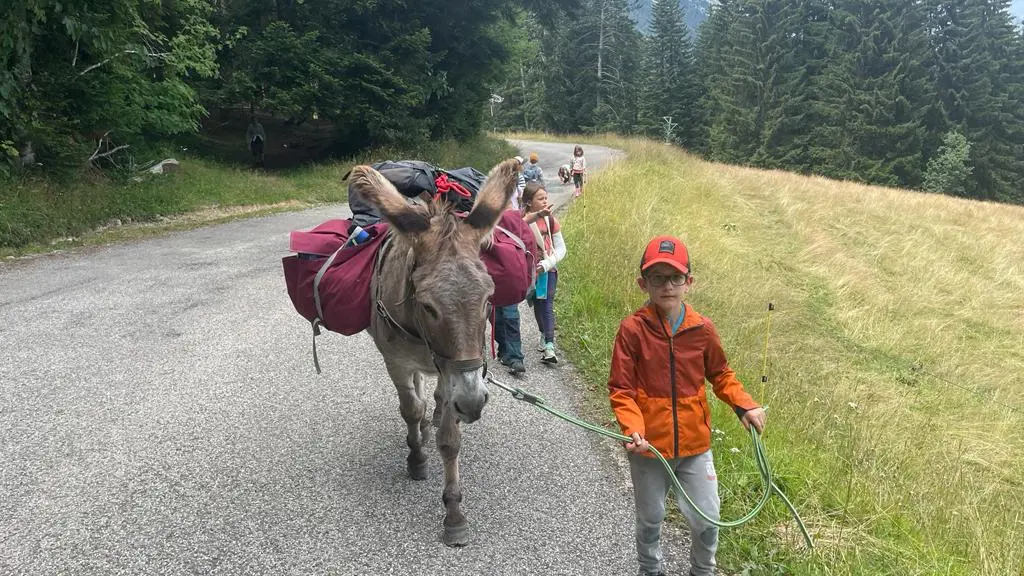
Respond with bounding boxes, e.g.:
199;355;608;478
246;117;266;167
523;152;544;185
570;145;587;197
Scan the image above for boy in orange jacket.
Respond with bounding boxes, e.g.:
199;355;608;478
608;235;767;576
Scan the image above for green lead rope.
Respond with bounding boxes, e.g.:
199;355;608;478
486;375;814;550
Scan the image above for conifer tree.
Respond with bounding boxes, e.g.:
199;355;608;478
637;0;700;146
810;0;933;187
540;0;642;133
702;0;815;168
929;0;1023;200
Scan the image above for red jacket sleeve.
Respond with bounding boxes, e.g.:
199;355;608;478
703;317;760;416
608;318;645;438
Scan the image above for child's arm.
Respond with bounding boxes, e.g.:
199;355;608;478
608;320;645;439
703;318;760;417
539;230;566;272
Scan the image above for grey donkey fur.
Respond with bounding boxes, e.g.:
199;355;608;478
348;158;518;547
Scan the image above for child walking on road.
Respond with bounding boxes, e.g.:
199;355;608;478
522;182;565;364
493;196;543;376
570;145;587;197
608;235;767;576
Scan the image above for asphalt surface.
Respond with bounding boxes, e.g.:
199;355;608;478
0;141;696;575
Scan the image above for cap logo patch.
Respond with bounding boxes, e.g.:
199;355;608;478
658;240;675;254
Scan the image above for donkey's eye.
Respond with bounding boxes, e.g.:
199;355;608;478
421;303;439;320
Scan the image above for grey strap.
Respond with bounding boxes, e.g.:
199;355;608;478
493;224;526;252
310;235;361;373
313;241;351;326
311;319;322;374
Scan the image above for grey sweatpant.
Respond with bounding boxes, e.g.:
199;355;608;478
628;450;720;576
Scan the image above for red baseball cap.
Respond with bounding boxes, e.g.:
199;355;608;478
640;235;690;275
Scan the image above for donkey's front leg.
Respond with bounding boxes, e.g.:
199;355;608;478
437;403;469;546
432;383;443;428
386;363;428;481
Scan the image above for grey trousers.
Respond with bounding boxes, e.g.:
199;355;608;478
628;450;720;576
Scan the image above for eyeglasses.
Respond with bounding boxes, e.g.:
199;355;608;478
644;273;688;288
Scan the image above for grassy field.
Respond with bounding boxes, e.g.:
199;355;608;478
0;135;516;256
545;135;1024;575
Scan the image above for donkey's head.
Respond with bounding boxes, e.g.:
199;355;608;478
349;158;519;423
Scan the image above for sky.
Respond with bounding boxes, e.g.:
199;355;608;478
1014;0;1024;22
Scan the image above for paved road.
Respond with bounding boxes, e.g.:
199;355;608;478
0;141;694;575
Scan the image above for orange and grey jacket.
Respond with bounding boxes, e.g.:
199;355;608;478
608;303;759;459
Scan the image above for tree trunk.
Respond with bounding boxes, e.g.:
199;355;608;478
597;1;606;111
520;62;529;131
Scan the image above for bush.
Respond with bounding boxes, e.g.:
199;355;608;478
923;131;973;196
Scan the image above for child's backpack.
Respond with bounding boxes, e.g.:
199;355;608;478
523;163;543;184
481;211;535;308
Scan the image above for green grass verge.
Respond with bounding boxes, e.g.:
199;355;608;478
1;135;516;257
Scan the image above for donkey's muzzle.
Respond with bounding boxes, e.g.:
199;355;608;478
448;370;489;424
453;399;485;423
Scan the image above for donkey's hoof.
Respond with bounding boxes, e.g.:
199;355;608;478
407;455;428;481
408;462;427;481
442;522;471;547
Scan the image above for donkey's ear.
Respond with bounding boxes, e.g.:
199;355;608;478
462;158;519;244
348;165;430;235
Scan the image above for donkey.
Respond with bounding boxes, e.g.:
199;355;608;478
347;158;518;547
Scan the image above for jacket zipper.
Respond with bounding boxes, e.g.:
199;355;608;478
657;311;680;459
669;335;679;459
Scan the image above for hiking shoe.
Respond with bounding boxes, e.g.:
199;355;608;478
536;343;546;353
541;343;558;364
508;359;526;375
499;355;513;367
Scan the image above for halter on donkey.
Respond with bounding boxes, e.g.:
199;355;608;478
347;158;518;547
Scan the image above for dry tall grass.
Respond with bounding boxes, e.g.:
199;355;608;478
554;136;1024;575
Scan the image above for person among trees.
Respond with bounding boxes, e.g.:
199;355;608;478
246;116;266;167
570;145;587;197
523;152;544;184
522;182;565;364
607;235;767;576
